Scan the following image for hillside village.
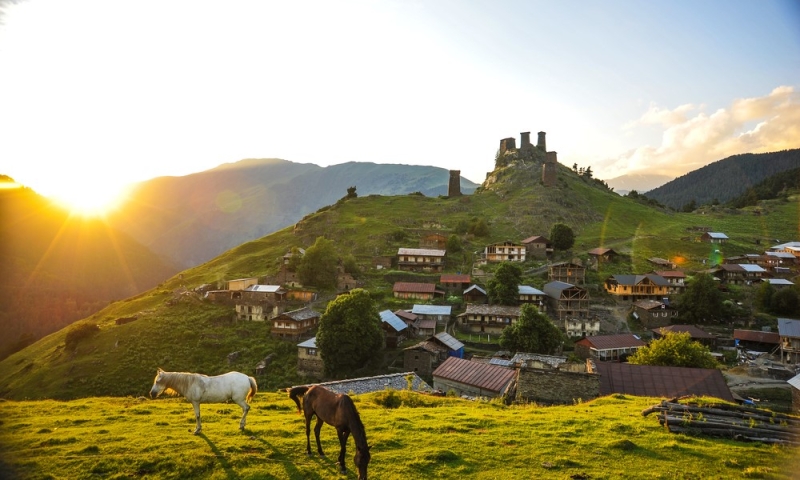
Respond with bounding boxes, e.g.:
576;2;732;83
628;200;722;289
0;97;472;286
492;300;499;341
185;132;800;413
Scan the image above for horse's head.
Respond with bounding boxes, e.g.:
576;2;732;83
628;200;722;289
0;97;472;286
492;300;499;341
149;368;167;399
354;445;371;480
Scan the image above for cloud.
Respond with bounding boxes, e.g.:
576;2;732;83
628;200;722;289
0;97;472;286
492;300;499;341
601;86;800;178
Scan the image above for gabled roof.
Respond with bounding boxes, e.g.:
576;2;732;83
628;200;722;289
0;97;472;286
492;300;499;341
764;278;795;286
486;240;524;247
393;282;436;293
398;248;446;256
463;284;487;295
440;274;470;283
733;329;780;344
770;241;800;250
510;352;567;368
521;235;550;244
245;284;284;293
596;362;734;402
434;332;464;351
588;247;617;256
394;310;417;322
608;274;670;287
277;307;319;322
379;310;408;333
705;232;729;239
297;337;317;348
739;264;766;273
632;299;670;311
766;251;796;259
412;305;452;316
432;357;516;394
518;285;545;295
576;334;646;350
459;304;521;316
654;324;714;339
788;374;800;391
543;280;579;297
654;270;685;278
777;318;800;338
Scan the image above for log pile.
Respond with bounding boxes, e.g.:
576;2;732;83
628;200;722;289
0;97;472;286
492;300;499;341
642;399;800;446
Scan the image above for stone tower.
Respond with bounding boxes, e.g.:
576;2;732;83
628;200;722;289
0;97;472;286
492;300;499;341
520;132;531;148
448;170;462;197
499;137;517;155
542;151;558;187
537;131;547;151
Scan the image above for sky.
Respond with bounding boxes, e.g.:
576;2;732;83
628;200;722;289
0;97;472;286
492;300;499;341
1;0;799;213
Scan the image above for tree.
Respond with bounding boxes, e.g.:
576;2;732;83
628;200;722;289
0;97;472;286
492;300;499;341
676;273;723;323
550;223;575;251
682;199;697;212
285;246;303;272
316;289;383;377
628;331;717;369
771;287;799;315
446;234;462;254
754;281;774;312
468;218;490;237
487;262;522;305
583;166;593;179
499;304;564;354
297;236;339;290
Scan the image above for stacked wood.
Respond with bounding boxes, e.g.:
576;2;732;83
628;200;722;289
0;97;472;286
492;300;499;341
642;399;800;446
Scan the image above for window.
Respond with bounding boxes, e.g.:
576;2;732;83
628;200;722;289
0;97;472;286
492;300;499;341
307;348;317;356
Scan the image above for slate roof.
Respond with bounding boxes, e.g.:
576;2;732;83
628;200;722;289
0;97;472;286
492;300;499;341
393;282;436;293
440;274;471;283
596;362;734;402
654;325;715;339
293;372;433;395
576;334;646;351
733;329;780;344
434;332;464;351
432;357;516;394
778;318;800;338
404;339;447;354
379;310;408;333
397;248;446;257
519;285;545;295
279;307;319;322
648;257;674;266
459;304;521;316
510;352;568;368
633;299;669;311
412;305;452;316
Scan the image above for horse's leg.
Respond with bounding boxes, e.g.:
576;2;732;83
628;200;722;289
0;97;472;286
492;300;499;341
192;402;202;435
337;429;350;475
314;417;325;457
304;414;313;456
237;399;250;430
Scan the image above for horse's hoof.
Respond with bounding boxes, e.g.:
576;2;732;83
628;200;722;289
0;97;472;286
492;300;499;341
306;452;313;457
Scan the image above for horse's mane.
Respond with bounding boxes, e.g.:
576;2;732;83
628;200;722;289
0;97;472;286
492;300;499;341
161;371;196;396
341;394;368;449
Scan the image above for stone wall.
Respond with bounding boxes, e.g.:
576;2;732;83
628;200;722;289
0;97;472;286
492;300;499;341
792;386;800;414
297;357;324;378
515;366;600;405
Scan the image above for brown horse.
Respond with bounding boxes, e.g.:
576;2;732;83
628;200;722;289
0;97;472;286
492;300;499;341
288;385;371;480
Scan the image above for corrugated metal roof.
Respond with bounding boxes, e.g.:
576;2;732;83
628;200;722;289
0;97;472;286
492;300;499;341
393;282;436;293
543;281;576;298
398;248;445;256
412;305;451;315
432;357;516;394
707;232;729;239
441;274;470;283
434;332;464;351
245;284;283;293
379;310;408;332
733;329;780;344
519;285;545;295
297;337;316;348
654;325;714;339
788;374;800;390
740;264;766;273
766;278;795;286
576;334;646;350
463;284;486;295
489;358;513;367
596;362;734;402
778;318;800;338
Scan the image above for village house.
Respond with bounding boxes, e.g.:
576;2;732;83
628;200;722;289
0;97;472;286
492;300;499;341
439;274;471;294
420;233;447;250
701;232;729;243
548;261;585;285
463;284;487;304
521;235;552;259
285;288;316;302
734;329;780;352
518;285;547;310
394;309;419;334
764;251;797;269
652;270;686;294
515;359;600;405
432;356;516;399
712;264;767;285
457;304;521;334
564;317;601;338
297;337;323;378
271;307;320;340
379;310;409;348
543;281;589;322
235;301;276;322
769;241;800;261
648;257;676;269
653;324;716;349
604;274;671;301
411;305;452;327
404;332;465;379
226;277;259;291
587;247;619;264
396;248;446;272
778;318;800;364
243;284;287;302
392;282;442;301
595;362;734;402
574;334;647;361
631;299;678;328
484;241;527;263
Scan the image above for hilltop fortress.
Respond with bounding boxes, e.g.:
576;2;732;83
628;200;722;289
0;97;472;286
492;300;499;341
495;131;559;187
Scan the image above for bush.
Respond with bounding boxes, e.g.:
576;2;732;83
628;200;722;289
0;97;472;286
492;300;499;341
65;323;100;350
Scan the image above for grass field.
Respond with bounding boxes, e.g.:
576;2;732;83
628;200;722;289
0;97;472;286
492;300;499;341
1;391;798;479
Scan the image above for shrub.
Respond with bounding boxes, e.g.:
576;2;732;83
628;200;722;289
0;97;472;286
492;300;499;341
65;323;100;350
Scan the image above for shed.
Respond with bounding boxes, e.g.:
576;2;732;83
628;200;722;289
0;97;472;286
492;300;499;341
432;357;516;399
380;310;409;348
433;331;465;359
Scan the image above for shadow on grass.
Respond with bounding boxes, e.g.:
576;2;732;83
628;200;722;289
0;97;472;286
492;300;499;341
198;433;238;480
252;435;336;480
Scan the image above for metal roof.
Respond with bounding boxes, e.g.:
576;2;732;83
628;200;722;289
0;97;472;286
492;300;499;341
393;282;436;293
596;362;734;402
766;251;796;258
278;307;319;322
434;331;464;351
432;356;516;394
440;274;470;283
379;310;408;332
543;281;579;298
463;284;486;295
739;264;766;273
245;284;283;293
654;325;715;339
397;248;446;256
733;329;780;344
488;358;514;367
788;374;800;391
765;278;795;286
706;232;729;239
778;318;800;338
518;285;545;295
576;334;646;350
412;305;452;315
297;337;317;348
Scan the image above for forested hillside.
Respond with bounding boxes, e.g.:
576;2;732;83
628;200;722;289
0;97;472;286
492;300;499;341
727;167;800;208
644;149;800;209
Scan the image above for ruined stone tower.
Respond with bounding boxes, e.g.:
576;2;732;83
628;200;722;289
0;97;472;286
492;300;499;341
542;151;558;187
520;132;531;148
448;170;462;197
499;137;517;155
537;131;546;151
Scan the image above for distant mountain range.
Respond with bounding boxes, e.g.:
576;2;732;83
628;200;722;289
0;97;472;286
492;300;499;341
106;159;479;268
603;173;673;195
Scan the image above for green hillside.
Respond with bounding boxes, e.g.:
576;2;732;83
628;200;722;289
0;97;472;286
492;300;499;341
1;158;799;401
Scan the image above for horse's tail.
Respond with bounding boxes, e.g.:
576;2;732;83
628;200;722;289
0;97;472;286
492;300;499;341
287;386;309;413
247;376;258;403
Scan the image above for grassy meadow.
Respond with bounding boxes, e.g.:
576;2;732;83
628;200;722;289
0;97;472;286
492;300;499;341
1;391;798;480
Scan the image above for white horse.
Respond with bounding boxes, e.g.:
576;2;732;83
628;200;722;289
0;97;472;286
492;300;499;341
149;368;257;434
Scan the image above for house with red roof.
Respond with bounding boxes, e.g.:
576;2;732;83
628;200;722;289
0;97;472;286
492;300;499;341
595;362;734;402
432;356;516;399
733;329;780;352
574;334;647;361
439;274;471;293
392;282;443;300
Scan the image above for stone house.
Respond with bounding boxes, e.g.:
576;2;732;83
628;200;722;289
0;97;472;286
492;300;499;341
226;277;258;291
463;284;487;304
543;281;589;322
235;301;275;322
564;317;601;338
574;334;647;361
297;337;323;378
778;318;800;364
632;299;678;328
457;304;521;334
432;356;516;399
515;360;600;405
392;282;442;300
397;248;446;272
484;241;526;263
271;307;320;340
604;274;671;301
380;309;408;348
403;333;464;379
548;261;585;285
521;235;552;259
653;324;716;349
440;274;471;294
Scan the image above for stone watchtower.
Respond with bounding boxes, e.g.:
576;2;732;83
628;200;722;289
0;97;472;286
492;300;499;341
537;131;546;151
542;151;558;187
448;170;462;197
